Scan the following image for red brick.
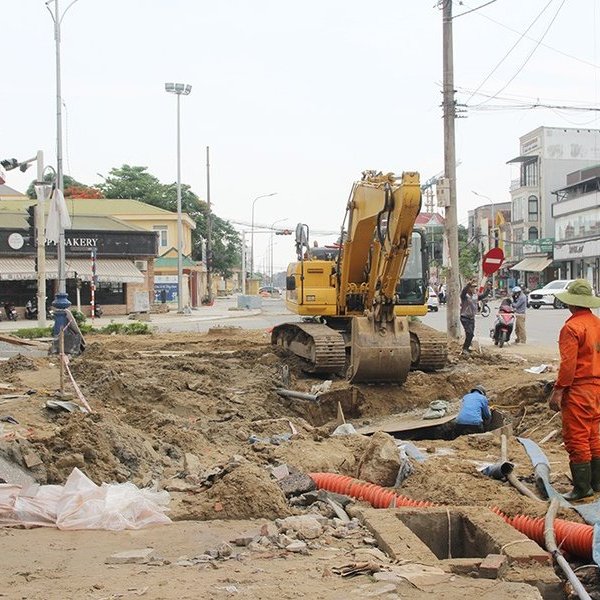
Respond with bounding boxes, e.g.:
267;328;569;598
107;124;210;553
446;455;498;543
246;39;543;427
479;553;507;579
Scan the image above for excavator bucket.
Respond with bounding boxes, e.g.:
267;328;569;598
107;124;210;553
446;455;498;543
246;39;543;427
349;315;412;384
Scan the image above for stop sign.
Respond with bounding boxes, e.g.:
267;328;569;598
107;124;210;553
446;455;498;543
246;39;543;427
482;247;505;276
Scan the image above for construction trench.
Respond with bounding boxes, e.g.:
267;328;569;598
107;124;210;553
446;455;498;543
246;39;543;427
1;328;599;599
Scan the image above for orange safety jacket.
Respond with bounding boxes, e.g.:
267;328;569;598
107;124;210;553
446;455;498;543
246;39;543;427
556;309;600;389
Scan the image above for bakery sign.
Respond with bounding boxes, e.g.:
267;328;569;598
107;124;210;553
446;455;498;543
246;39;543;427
554;238;600;260
47;237;98;248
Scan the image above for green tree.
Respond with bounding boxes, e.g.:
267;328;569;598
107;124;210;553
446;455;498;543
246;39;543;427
101;165;241;277
26;174;84;198
458;225;480;280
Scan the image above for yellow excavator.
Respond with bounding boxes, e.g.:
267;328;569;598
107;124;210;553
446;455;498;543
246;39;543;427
271;170;447;384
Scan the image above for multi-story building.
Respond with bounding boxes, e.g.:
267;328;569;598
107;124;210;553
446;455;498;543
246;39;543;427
508;126;600;290
552;164;600;291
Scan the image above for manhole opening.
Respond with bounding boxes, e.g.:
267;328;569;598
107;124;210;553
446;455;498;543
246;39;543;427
397;512;497;559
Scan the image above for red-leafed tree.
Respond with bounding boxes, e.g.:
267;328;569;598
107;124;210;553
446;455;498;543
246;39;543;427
64;185;104;199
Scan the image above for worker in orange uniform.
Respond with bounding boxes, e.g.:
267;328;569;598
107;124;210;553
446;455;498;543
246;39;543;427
549;279;600;501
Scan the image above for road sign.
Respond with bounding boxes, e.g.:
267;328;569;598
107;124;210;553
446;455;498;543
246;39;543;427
482;247;504;276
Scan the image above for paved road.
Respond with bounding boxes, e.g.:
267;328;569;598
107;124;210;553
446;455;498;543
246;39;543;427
0;295;585;350
421;301;578;350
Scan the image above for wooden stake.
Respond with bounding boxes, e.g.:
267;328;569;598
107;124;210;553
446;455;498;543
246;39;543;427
337;401;346;425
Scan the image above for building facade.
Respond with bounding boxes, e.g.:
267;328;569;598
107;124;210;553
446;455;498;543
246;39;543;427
552;164;600;291
508;126;600;289
0;196;204;314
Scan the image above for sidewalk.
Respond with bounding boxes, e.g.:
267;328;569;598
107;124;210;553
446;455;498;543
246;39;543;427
0;297;263;333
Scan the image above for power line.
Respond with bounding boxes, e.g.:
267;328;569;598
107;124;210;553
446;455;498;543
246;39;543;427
461;1;600;70
453;0;498;19
474;0;567;107
466;0;554;104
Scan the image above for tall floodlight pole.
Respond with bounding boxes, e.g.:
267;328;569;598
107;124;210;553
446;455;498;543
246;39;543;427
165;82;192;313
442;0;460;339
250;192;277;281
205;146;213;304
47;0;79;333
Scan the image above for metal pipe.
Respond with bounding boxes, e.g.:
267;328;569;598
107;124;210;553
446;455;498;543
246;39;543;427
544;497;593;600
275;388;318;402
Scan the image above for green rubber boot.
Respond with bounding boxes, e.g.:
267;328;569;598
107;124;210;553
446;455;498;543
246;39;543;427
563;462;594;501
591;458;600;492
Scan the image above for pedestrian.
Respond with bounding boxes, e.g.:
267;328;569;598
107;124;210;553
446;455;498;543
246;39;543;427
548;279;600;501
460;280;484;353
455;384;491;436
512;286;527;344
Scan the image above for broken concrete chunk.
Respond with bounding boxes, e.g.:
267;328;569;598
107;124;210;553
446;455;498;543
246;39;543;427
184;452;202;475
479;553;508;579
105;548;155;565
269;464;290;481
277;515;323;540
357;431;402;487
22;450;43;469
278;472;317;497
56;453;85;470
285;540;308;553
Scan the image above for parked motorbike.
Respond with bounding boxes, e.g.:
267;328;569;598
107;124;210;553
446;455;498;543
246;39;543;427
25;300;38;320
93;304;103;318
3;302;18;322
490;301;515;348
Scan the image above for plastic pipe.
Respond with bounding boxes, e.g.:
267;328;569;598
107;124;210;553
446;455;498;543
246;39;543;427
544;497;592;600
506;472;544;503
481;461;514;480
310;472;594;560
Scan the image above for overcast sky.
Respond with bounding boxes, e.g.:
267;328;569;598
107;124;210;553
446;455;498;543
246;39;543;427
3;0;599;270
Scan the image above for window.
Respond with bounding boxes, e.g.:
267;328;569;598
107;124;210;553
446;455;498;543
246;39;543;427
528;227;538;241
521;160;538;187
512;197;523;222
528;195;538;221
153;226;168;248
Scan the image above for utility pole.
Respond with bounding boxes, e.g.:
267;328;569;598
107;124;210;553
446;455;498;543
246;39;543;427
442;0;461;339
206;146;213;304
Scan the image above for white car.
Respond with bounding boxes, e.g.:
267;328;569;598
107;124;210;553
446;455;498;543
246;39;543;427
528;280;574;309
427;287;439;312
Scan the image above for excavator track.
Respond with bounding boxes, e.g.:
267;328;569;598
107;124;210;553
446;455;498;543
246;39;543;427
271;322;347;375
408;321;448;372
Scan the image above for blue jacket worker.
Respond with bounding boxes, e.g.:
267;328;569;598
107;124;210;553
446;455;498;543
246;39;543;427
455;385;491;436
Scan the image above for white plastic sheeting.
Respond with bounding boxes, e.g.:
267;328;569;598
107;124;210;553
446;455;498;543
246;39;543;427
0;468;171;530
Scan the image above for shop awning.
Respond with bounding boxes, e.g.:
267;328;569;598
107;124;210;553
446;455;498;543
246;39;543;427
511;256;552;272
0;257;36;280
0;257;145;283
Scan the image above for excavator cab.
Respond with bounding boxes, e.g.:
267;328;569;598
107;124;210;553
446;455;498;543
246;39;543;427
394;230;429;317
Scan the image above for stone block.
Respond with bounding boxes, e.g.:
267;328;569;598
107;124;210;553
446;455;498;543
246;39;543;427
105;548;155;565
478;553;507;579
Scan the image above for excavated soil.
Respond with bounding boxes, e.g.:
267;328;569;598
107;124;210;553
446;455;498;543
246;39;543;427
0;329;588;599
0;330;567;518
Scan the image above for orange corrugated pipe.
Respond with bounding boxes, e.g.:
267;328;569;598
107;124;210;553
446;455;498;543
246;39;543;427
310;472;594;560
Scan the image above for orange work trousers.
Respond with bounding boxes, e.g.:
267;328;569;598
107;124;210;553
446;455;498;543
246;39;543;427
562;383;600;463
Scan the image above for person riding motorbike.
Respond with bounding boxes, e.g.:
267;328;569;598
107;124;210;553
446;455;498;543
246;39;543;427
492;298;515;346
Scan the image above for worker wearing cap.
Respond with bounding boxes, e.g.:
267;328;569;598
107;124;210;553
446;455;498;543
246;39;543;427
549;279;600;501
512;286;527;344
455;385;491;437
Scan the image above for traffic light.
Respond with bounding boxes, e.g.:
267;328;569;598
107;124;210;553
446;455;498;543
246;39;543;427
26;205;36;247
275;229;292;235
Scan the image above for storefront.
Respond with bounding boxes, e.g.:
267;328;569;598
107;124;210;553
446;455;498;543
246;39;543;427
554;238;600;292
0;222;158;316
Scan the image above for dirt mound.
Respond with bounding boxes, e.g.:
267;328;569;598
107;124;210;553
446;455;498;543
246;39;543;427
0;354;38;376
171;462;291;521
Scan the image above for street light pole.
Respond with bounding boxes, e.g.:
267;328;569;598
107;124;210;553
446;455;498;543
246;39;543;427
165;82;192;313
250;192;277;280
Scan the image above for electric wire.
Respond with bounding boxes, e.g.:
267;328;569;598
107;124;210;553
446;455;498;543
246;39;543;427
460;1;600;69
453;0;498;19
474;0;567;106
465;0;555;104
